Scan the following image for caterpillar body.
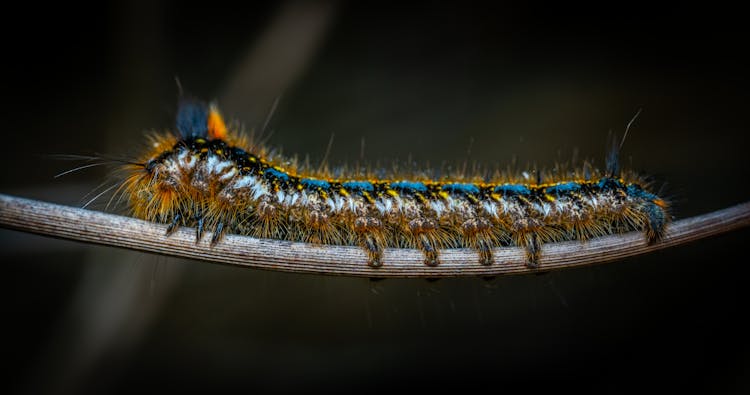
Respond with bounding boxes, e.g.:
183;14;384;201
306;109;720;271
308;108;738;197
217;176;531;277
120;100;669;268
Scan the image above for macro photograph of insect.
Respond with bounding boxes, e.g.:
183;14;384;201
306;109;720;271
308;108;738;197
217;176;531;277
1;2;749;394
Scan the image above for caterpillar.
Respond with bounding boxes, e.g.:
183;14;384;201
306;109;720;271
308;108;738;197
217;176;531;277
117;99;669;269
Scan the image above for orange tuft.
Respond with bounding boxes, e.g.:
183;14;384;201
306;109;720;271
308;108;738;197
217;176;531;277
207;105;227;140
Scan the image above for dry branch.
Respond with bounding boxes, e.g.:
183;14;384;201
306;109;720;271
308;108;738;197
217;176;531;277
1;193;748;278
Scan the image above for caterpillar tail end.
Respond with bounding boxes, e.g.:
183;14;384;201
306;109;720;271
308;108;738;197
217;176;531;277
645;199;670;244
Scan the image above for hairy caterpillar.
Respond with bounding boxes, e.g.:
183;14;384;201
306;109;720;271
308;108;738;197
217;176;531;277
117;99;669;268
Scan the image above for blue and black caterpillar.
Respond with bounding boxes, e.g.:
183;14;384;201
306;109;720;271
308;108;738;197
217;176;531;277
121;100;670;268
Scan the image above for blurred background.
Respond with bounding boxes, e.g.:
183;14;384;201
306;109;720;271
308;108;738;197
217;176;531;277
1;1;749;393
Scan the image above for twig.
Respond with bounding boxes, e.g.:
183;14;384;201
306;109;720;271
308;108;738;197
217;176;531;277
1;193;748;278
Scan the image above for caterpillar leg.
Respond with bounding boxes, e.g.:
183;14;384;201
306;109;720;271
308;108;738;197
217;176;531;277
512;217;544;268
524;232;541;268
408;218;440;266
354;216;386;267
210;221;225;245
195;215;227;245
165;213;181;235
196;216;205;243
462;217;494;265
361;233;384;267
476;239;493;265
418;234;440;267
164;211;225;245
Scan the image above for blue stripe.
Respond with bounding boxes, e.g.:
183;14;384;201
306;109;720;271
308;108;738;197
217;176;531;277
391;181;428;192
442;183;480;194
300;178;330;189
264;168;290;181
342;181;374;191
494;184;531;195
545;182;581;195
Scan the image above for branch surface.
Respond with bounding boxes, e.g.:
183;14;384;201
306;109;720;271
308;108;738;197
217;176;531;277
1;193;748;278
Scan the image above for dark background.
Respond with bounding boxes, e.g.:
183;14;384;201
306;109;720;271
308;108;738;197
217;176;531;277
2;2;749;393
